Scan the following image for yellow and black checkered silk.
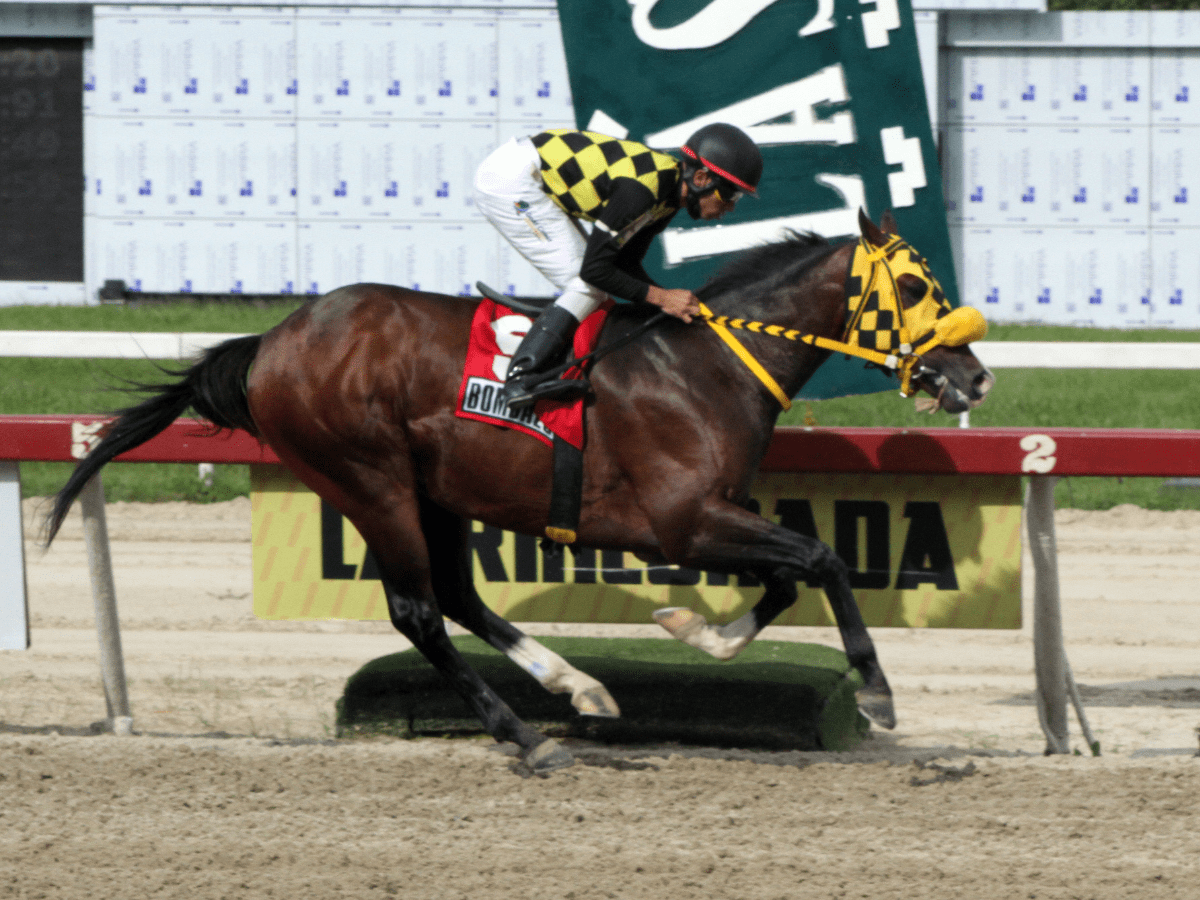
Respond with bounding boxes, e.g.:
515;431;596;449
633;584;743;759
531;130;681;223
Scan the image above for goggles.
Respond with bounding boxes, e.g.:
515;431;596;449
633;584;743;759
713;179;744;204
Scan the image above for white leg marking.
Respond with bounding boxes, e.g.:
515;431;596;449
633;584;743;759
652;607;758;661
505;637;620;717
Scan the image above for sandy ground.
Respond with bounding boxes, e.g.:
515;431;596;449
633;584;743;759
1;498;1198;899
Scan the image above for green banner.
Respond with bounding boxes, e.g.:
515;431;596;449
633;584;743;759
554;0;956;398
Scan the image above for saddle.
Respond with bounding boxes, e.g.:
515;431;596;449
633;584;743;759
474;282;591;404
475;281;554;316
462;283;605;545
465;284;668;546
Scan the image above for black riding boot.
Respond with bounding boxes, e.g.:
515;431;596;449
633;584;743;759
503;305;588;409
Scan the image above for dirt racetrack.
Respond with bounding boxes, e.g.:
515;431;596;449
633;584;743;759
2;498;1199;899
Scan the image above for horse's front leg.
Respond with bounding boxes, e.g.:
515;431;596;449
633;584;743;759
654;500;896;729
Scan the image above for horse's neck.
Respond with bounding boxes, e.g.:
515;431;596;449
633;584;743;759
698;250;849;401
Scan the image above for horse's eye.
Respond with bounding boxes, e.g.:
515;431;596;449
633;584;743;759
896;273;928;308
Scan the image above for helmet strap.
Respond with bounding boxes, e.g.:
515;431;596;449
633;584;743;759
682;166;718;220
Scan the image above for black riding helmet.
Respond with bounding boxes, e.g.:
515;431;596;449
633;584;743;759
679;123;762;218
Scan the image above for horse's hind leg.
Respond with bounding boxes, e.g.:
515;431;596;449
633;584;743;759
653;582;791;662
662;567;895;727
377;572;572;771
655;499;895;729
418;497;619;719
329;480;574;771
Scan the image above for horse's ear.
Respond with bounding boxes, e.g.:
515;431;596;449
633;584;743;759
880;209;898;234
858;208;887;247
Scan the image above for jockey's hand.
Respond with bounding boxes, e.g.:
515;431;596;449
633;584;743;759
646;286;702;323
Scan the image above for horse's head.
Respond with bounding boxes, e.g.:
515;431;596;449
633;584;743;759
852;210;994;414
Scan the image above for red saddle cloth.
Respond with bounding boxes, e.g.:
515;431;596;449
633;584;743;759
455;297;611;450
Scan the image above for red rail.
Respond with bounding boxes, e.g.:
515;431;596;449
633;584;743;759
759;427;1200;477
0;415;279;464
1;415;1198;477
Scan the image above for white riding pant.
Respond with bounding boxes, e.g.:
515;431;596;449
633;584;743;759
473;137;607;323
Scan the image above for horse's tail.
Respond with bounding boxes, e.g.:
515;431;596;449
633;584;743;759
43;334;263;546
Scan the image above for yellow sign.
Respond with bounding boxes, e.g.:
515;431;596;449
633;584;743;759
251;465;1022;628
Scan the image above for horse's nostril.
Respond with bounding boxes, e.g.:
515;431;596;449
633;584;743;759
973;369;995;399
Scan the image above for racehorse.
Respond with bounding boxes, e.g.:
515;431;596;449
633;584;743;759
46;211;993;772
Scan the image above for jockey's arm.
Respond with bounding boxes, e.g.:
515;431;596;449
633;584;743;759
578;179;699;322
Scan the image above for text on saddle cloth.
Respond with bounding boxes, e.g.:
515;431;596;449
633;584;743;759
455;296;612;451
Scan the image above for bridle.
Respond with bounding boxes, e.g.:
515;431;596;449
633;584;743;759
698;234;988;410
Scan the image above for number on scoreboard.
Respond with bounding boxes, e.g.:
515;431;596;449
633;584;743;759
0;39;84;283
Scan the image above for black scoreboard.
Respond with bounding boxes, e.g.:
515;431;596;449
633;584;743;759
0;38;83;282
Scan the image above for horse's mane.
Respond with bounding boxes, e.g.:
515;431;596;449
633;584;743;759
696;230;843;303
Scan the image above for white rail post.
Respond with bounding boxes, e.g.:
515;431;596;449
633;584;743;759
79;475;133;735
0;461;30;650
1026;475;1069;754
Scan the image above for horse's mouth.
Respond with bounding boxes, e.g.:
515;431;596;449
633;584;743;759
914;367;994;415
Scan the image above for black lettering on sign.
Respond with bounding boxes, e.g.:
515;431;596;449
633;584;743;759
895;502;959;590
647;564;701;586
471;524;508;582
514;533;539;583
542;542;565;583
834;500;890;589
320;500;356;580
323;498;962;592
320;500;383;580
601;549;642;584
571;545;597;584
360;549;381;581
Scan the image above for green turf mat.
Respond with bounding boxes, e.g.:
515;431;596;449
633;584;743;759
338;636;870;751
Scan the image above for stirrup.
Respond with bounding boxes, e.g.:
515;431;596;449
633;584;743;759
503;372;591;409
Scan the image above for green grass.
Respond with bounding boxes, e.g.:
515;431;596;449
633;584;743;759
2;357;255;502
3;304;1199;509
0;302;300;503
984;323;1200;343
782;369;1200;431
0;299;302;333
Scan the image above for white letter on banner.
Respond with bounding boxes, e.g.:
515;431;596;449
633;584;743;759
860;0;900;49
629;0;833;49
881;125;926;208
586;109;629;138
799;0;836;37
645;65;855;148
660;174;864;265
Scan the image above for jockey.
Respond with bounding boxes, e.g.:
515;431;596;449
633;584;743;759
473;123;763;408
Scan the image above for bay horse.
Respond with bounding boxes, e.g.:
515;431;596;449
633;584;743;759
46;211;993;772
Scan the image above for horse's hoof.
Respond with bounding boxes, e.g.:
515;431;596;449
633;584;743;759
654;607;706;641
574;686;620;718
523;738;576;774
855;685;897;730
